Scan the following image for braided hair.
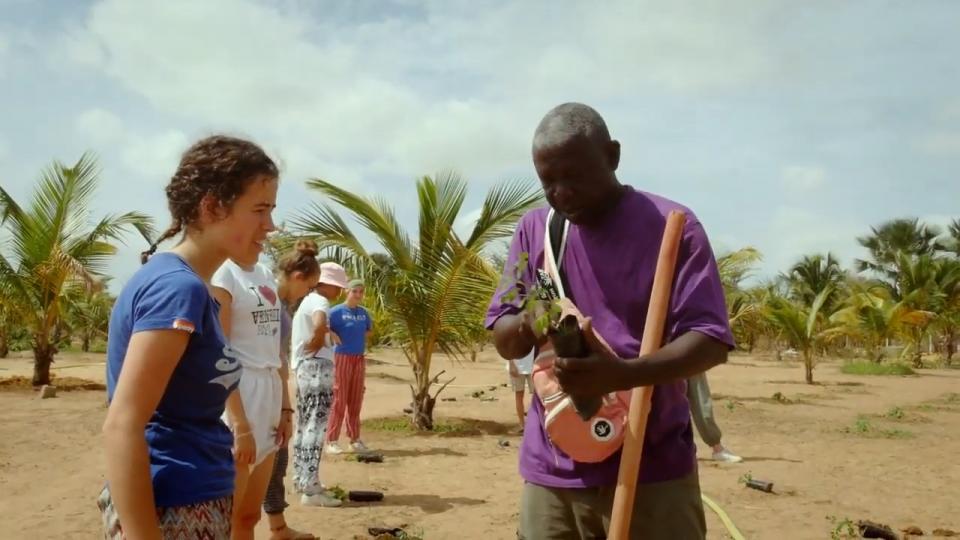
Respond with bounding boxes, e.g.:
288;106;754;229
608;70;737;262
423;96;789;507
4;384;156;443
141;135;278;264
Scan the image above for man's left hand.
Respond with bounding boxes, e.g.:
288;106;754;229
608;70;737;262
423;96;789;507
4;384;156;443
554;318;634;396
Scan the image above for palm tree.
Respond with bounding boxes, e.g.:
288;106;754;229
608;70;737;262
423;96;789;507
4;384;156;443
716;247;765;352
0;281;21;358
946;219;960;257
0;154;154;385
764;287;839;384
928;258;960;364
892;253;959;367
831;284;931;362
855;218;945;283
292;172;542;429
783;253;845;313
717;247;761;294
63;281;115;353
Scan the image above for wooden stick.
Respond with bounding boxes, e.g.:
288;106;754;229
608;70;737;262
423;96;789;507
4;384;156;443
607;210;687;539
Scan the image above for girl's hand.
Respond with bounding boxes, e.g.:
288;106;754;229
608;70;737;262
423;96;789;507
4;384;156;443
233;426;256;465
275;409;294;446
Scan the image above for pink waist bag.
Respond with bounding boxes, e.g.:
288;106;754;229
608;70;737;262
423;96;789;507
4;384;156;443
530;299;631;463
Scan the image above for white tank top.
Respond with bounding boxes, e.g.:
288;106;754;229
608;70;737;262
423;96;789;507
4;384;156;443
290;292;335;370
212;260;282;370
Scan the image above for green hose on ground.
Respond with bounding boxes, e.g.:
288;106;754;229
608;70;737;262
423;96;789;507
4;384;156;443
701;493;746;540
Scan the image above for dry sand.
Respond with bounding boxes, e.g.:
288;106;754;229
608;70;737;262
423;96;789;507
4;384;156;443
1;350;958;539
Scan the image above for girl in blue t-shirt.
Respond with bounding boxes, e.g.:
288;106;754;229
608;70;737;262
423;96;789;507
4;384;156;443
100;135;279;540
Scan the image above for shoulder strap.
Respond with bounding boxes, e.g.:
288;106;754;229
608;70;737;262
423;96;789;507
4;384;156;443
544;209;572;301
549;210;566;266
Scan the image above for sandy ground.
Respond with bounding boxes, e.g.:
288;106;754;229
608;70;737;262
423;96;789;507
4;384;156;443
0;349;958;539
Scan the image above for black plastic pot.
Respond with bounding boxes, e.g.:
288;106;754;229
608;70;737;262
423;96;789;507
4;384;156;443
548;314;602;420
349;490;384;502
356;453;384;463
745;479;774;493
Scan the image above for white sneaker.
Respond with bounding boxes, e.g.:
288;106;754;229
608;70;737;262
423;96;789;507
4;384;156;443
712;447;743;463
350;440;369;453
325;442;344;455
300;491;342;507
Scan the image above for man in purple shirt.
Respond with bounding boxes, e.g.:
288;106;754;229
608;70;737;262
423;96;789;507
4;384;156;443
487;102;734;539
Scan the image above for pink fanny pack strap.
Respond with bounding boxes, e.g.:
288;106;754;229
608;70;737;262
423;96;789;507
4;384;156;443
531;212;632;463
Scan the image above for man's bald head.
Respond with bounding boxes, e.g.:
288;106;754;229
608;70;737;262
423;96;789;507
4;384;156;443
531;103;623;226
532;102;611;151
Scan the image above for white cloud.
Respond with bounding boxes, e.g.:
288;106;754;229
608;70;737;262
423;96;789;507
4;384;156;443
781;166;826;193
757;206;864;278
58;0;781;184
14;0;959;293
916;132;960;155
711;233;752;258
0;33;8;77
120;130;190;179
49;28;106;69
73;108;189;180
75;108;125;146
943;98;960;120
454;206;483;238
919;214;957;234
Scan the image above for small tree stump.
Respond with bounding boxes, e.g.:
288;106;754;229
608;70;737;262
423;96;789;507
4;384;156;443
39;385;57;399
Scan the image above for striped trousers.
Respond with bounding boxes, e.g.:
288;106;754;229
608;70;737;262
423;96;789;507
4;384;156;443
325;353;366;442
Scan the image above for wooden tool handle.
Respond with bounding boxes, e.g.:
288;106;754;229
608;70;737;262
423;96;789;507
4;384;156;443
607;210;687;539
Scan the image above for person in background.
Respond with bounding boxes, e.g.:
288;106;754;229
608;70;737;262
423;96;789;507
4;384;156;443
687;372;742;463
290;262;348;507
211;247;284;540
101;135;278;539
325;279;374;454
260;240;322;539
506;350;535;432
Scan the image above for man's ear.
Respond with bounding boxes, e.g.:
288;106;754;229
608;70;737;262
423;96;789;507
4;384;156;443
607;140;621;172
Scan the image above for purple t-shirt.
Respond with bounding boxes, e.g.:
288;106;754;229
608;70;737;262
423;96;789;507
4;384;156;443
485;187;734;488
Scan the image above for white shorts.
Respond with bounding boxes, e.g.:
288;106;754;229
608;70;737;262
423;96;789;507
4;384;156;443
510;373;534;394
225;366;283;467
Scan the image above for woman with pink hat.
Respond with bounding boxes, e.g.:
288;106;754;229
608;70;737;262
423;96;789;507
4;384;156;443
290;261;349;507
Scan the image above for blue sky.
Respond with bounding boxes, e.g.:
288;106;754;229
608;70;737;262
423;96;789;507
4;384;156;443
2;0;959;292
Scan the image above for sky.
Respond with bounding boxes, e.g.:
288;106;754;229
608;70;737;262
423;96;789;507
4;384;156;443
1;0;959;292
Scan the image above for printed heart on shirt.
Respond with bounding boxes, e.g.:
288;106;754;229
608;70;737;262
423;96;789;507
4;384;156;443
258;285;277;306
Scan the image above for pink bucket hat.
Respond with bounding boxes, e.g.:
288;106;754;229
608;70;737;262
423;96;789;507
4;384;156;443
318;262;349;289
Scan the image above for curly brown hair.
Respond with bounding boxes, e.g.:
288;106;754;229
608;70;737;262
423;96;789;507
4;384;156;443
141;135;278;263
277;239;321;278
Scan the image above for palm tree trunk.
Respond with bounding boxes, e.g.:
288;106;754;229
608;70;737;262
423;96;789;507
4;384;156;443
82;334;91;353
410;351;435;430
0;332;8;359
912;332;924;369
804;350;814;384
409;385;436;431
32;339;55;386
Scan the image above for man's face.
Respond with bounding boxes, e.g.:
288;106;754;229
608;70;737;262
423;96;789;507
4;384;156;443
532;136;619;225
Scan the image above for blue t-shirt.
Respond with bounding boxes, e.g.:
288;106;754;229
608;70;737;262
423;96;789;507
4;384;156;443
328;304;371;355
106;253;242;507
